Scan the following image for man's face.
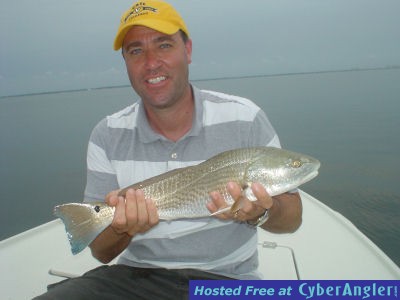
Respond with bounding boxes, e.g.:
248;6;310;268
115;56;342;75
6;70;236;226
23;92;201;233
122;26;192;110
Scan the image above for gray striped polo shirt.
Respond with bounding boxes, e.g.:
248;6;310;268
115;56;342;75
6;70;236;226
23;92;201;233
84;85;281;279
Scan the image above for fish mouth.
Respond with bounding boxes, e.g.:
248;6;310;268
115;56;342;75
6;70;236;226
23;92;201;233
304;170;319;183
298;160;320;186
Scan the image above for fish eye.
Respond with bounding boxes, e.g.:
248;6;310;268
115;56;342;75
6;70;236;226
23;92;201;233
292;160;302;168
94;205;101;213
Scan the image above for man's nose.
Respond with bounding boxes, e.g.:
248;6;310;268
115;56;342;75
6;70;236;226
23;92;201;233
144;50;161;70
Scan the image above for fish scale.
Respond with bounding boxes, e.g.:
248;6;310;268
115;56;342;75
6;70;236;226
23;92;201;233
119;148;259;219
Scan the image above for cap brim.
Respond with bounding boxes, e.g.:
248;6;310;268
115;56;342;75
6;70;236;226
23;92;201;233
113;19;181;50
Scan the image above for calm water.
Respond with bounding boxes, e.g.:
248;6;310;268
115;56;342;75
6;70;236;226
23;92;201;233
1;68;399;266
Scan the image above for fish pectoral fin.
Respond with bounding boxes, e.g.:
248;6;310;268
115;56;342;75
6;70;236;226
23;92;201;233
243;184;258;202
209;184;259;217
209;198;243;216
230;196;246;213
209;206;232;216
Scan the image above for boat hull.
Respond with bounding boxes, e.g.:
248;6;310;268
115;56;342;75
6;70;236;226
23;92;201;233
1;191;399;299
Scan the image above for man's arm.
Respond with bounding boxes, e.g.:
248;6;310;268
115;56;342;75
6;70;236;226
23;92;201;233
259;191;302;233
89;189;159;263
208;182;302;233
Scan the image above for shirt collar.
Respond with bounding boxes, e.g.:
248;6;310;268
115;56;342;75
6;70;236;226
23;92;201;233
137;85;203;144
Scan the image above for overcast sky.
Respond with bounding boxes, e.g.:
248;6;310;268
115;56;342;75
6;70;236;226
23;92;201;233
1;0;400;97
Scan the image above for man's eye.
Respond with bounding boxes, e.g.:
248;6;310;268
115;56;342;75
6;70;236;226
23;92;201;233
128;48;142;55
160;43;172;49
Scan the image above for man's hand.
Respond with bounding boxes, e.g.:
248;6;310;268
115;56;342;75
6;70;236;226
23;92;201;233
89;188;159;263
207;182;302;233
207;182;272;222
107;188;159;237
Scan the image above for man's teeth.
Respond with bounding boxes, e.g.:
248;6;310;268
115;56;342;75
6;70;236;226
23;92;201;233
148;76;166;84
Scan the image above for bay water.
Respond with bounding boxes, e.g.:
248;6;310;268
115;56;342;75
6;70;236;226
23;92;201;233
1;68;399;266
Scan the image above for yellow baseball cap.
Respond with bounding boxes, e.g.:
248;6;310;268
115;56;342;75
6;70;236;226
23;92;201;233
113;0;190;51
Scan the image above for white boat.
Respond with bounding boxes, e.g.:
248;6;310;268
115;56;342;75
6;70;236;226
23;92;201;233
1;190;399;299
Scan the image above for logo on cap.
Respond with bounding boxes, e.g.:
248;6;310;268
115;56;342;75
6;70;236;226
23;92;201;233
124;2;158;23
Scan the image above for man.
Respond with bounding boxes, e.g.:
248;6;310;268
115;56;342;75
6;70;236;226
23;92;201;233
35;0;301;299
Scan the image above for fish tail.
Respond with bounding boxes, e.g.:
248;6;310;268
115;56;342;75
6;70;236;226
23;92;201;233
54;203;111;255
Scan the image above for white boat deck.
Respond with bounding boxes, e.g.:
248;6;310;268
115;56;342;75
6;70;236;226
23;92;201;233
1;191;399;299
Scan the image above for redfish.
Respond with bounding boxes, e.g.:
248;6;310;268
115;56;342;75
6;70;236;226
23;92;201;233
55;147;320;254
